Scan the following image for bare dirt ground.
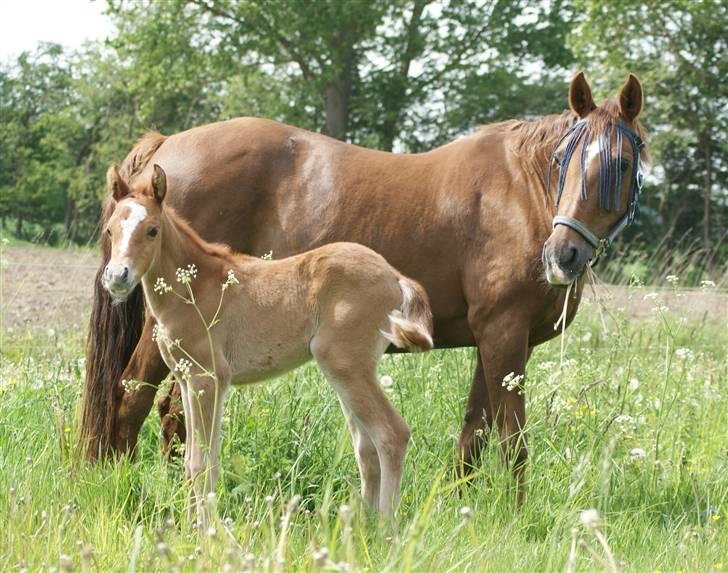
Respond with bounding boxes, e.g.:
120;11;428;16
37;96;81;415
1;245;725;335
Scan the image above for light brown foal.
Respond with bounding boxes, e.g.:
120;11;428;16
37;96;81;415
101;164;433;524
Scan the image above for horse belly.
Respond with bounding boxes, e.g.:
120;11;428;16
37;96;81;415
227;332;313;386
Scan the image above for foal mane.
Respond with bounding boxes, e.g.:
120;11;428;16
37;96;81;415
161;204;243;266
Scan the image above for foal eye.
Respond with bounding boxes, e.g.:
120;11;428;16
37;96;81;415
147;227;158;238
106;228;111;236
620;159;630;173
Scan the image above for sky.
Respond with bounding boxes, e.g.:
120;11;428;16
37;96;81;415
0;0;114;61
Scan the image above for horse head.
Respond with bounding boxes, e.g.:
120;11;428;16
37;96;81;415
543;72;647;285
102;164;167;301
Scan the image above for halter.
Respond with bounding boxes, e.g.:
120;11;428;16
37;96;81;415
547;118;644;264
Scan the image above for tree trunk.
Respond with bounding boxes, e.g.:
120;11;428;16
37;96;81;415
380;0;429;152
64;196;76;242
15;211;23;238
701;130;712;253
323;46;355;141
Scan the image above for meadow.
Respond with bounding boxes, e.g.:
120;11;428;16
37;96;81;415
0;258;726;571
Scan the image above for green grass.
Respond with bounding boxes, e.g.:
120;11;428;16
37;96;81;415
0;292;726;572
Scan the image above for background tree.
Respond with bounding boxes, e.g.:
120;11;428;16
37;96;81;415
570;0;728;259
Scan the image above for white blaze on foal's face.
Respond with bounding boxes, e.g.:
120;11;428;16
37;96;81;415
117;202;148;258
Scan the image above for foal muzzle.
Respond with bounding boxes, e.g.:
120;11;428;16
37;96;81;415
102;263;134;301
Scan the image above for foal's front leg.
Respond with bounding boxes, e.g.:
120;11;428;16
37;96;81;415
183;369;230;531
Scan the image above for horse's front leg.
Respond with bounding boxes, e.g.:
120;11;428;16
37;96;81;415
113;314;170;456
183;368;229;532
468;310;529;504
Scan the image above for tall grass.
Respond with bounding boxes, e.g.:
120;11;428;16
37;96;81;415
601;231;727;288
0;288;726;571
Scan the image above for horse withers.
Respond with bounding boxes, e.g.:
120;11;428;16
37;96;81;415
83;72;647;504
102;164;433;522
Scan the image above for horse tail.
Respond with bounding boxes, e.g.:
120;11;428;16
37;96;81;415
382;277;434;353
79;131;166;460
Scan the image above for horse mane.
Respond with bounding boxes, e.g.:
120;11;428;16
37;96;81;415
498;102;649;163
162;205;245;266
119;131;167;183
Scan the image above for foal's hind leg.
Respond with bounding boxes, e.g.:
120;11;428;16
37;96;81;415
338;398;381;509
312;336;409;516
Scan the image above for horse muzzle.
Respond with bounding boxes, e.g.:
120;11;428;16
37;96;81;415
542;231;592;286
102;263;135;301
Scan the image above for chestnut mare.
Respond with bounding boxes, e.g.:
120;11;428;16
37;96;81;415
82;73;647;497
102;164;433;520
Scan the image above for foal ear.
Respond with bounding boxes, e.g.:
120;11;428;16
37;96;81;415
618;73;643;123
107;164;130;202
568;71;596;119
151;164;167;203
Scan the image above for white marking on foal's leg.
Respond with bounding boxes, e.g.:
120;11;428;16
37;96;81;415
118;202;148;257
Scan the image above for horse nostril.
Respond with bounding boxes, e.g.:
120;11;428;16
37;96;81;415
559;246;578;267
121;266;129;281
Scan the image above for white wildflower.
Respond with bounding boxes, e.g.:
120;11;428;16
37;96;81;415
222;269;239;290
580;508;600;530
643;292;659;301
666;275;679;286
629;447;646;462
312;547;329;567
339;504;352;523
175;358;192;379
175;264;198;284
627;378;640;391
154;277;172;294
675;347;694;361
538;361;557;372
700;280;716;290
460;506;473;520
260;250;273;261
502;371;524;394
380;375;394;388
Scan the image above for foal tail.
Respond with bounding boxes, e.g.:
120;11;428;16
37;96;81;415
383;277;434;353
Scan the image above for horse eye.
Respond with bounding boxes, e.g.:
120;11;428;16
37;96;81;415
553;154;562;166
620;159;630;172
147;227;158;238
106;228;111;236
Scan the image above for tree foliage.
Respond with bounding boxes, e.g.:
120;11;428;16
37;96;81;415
0;0;724;262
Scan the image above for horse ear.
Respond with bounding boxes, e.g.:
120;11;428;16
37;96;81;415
618;73;643;123
151;164;167;203
568;71;596;119
107;164;129;202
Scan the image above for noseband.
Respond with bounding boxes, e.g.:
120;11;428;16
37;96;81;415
548;119;644;264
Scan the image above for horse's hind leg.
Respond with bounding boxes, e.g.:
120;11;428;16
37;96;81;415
457;354;493;478
312;335;409;516
338;398;381;509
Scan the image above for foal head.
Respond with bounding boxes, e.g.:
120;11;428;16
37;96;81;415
102;164;167;301
542;72;647;286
